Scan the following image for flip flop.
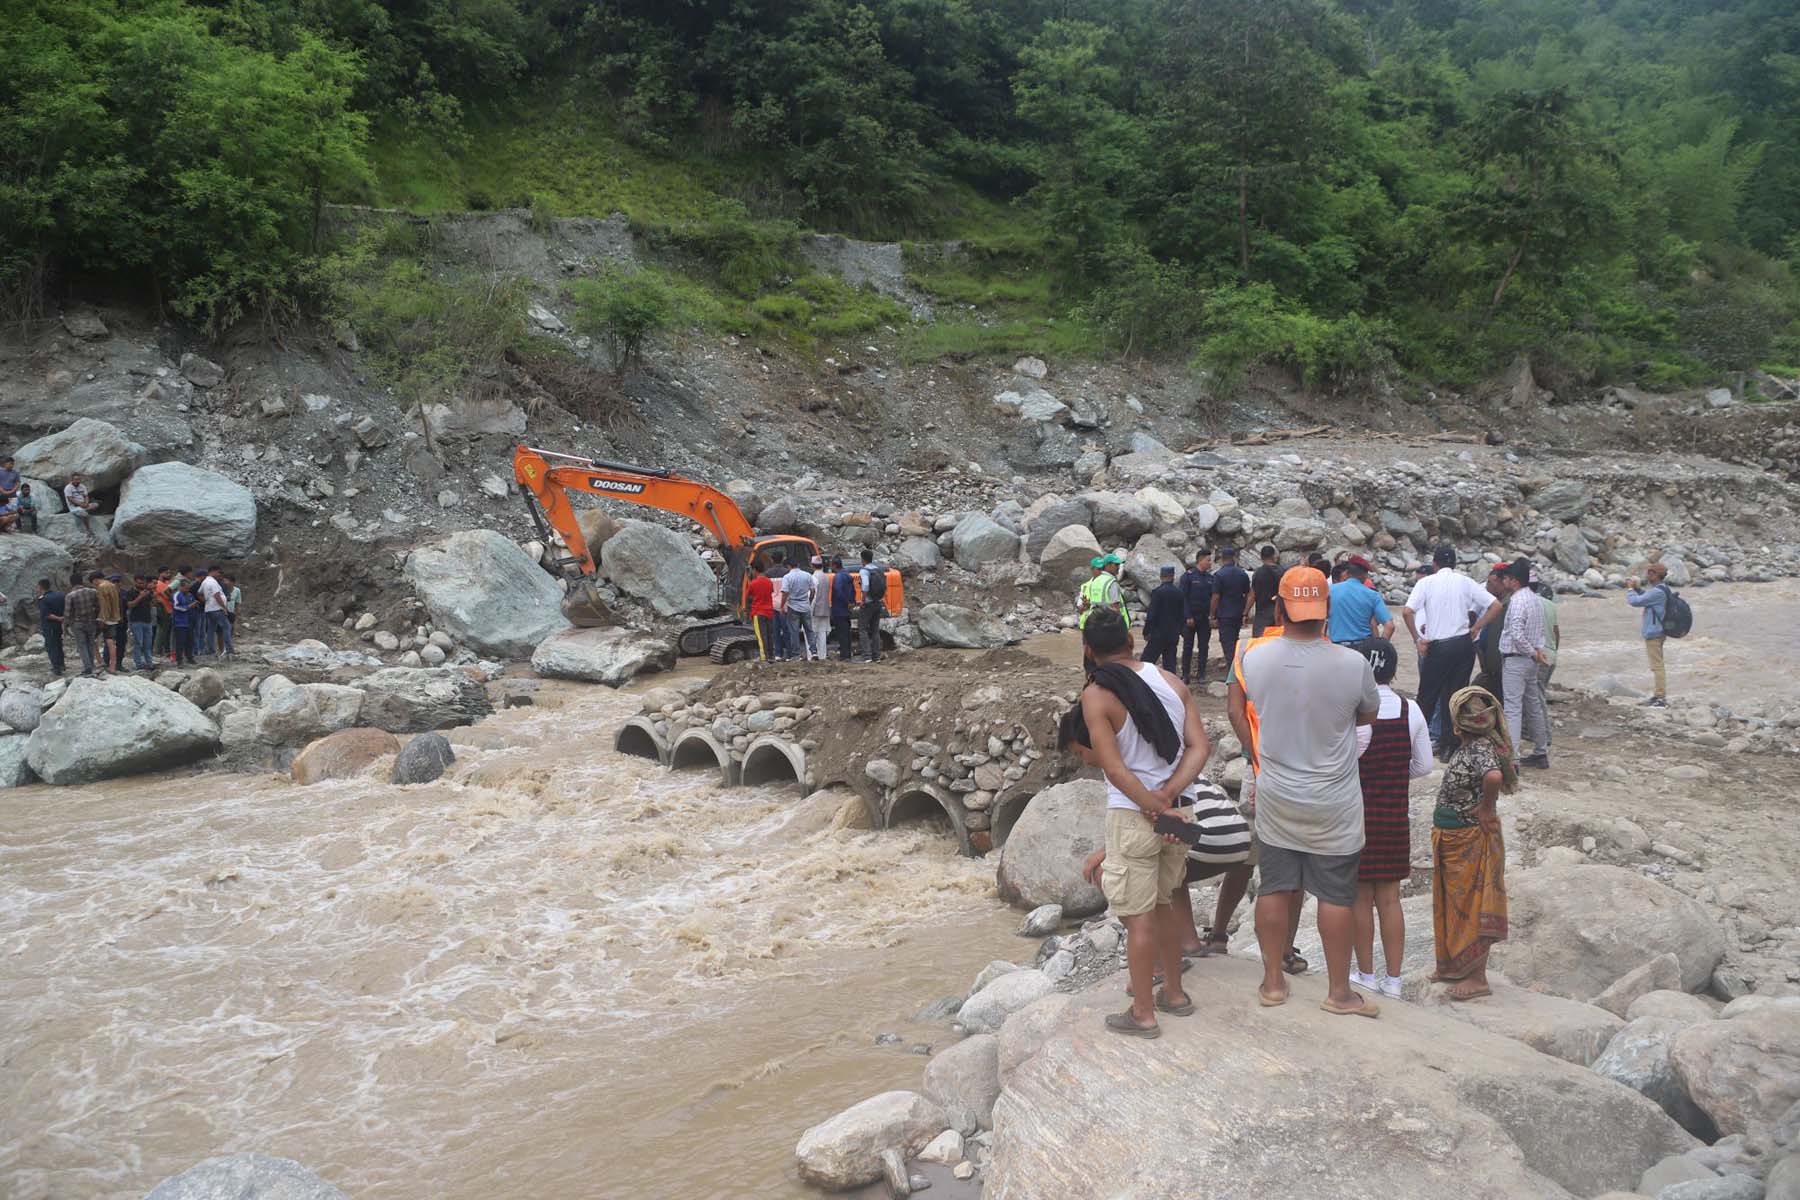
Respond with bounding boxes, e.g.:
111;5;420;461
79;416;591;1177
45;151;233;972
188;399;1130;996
1445;984;1492;1002
1104;1011;1162;1039
1155;990;1196;1017
1320;997;1381;1019
1282;949;1309;976
1257;987;1289;1007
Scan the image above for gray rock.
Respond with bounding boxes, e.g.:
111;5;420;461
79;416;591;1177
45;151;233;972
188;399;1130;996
952;513;1021;570
1641;1153;1718;1195
0;734;36;787
1025;499;1093;560
894;536;942;571
21;476;64;513
1494;864;1727;1000
530;627;674;686
1072;448;1107;480
144;1153;346;1200
918;604;1012;650
405;530;568;658
757;495;801;534
1553;523;1592;574
794;1091;947;1190
1659;1178;1767;1200
996;780;1106;917
113;462;257;559
178;668;225;710
0;535;74;632
1123;534;1176;594
723;479;765;523
61;311;108;340
1671;1003;1800;1137
1767;1155;1800;1200
923;1034;1003;1130
1082;492;1153;541
865;758;899;788
1596;954;1686;1017
178;353;225;388
254;683;364;745
1039;525;1102;588
392;732;456;784
1419;977;1623;1065
960;969;1055;1034
36;511;114;551
1596;1017;1719;1139
993;386;1068;423
0;687;43;733
1018;904;1063;937
1530;479;1593;522
24;676;219;784
1274;517;1329;551
1379;508;1427;543
354;667;492;733
1628;990;1719;1026
13;417;144;489
600;520;718;616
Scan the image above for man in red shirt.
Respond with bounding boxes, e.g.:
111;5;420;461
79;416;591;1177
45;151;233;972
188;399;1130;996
746;561;781;662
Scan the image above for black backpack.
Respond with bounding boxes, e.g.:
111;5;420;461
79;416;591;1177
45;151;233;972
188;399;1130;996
1660;583;1693;639
863;564;887;600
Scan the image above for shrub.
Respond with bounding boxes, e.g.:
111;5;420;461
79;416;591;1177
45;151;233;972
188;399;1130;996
1192;284;1395;395
570;268;678;373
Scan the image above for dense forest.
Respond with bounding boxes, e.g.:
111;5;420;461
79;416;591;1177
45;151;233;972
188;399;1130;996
5;0;1799;393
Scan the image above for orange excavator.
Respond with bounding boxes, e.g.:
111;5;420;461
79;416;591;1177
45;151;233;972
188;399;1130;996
512;445;903;662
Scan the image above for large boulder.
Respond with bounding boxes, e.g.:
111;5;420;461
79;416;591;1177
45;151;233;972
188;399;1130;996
22;477;64;513
0;686;43;733
405;530;568;658
0;733;36;787
354;667;492;733
996;780;1106;916
1038;525;1101;588
255;682;364;744
0;534;73;632
918;604;1012;650
575;508;622;553
1133;486;1187;530
290;728;401;785
923;1033;1003;1130
112;462;257;559
959;970;1055;1035
1123;533;1177;595
1670;1002;1800;1137
1275;517;1329;551
1418;976;1624;1065
1493;865;1726;1001
1594;1016;1718;1139
987;958;1697;1200
144;1153;346;1200
1025;499;1093;560
531;627;674;685
794;1091;947;1190
1529;479;1593;523
37;511;113;551
24;676;219;784
1594;954;1685;1018
13;417;144;490
952;513;1021;570
1552;524;1591;575
1081;492;1153;541
600;520;717;616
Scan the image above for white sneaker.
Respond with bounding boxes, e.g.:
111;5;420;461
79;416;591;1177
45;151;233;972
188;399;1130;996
1350;971;1379;993
1380;975;1405;999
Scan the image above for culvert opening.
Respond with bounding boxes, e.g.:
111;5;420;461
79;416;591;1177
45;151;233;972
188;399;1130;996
670;735;727;774
992;793;1032;847
888;790;958;832
615;721;663;763
740;740;803;788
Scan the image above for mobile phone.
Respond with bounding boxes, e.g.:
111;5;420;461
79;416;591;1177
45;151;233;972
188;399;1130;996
1153;811;1202;845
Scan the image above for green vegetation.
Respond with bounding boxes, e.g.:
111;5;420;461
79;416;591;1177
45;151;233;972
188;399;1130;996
6;0;1800;394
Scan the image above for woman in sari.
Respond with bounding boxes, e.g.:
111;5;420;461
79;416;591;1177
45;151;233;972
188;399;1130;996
1431;686;1516;1000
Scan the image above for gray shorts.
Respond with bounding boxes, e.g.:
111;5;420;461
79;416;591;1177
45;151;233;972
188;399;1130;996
1255;838;1360;908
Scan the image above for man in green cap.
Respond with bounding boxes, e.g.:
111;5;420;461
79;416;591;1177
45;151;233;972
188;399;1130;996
1079;554;1129;630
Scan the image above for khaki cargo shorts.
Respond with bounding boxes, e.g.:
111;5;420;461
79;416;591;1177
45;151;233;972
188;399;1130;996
1101;807;1187;918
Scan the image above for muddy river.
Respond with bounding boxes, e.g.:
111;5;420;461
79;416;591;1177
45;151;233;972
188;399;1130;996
0;680;1020;1200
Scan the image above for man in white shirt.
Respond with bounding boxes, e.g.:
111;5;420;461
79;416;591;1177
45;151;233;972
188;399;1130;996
1402;545;1503;759
199;565;233;658
63;473;101;530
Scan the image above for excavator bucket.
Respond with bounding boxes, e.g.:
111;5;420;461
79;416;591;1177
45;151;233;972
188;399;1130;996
561;580;616;627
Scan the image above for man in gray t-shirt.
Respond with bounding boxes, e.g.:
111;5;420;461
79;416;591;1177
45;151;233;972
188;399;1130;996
781;562;815;660
1230;565;1381;1017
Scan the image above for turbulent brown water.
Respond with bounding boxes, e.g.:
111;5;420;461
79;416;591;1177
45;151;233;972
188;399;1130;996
0;679;1021;1200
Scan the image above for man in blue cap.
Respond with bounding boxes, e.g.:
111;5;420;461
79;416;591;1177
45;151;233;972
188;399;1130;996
1141;564;1185;672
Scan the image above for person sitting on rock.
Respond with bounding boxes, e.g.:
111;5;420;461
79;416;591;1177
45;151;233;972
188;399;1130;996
0;493;18;534
63;473;101;530
1231;565;1381;1018
1430;686;1515;1001
1070;609;1212;1038
15;483;38;533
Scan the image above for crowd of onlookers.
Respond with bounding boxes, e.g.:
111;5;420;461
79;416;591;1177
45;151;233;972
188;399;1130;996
26;565;242;678
745;548;891;664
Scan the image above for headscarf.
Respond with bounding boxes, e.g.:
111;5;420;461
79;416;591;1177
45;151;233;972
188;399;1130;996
1448;685;1518;793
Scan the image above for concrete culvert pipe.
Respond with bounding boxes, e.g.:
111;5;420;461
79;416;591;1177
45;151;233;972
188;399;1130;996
613;717;668;765
669;728;735;786
739;736;806;789
991;792;1032;849
885;784;973;857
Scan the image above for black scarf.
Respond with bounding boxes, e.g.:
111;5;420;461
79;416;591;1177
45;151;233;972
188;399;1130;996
1088;661;1182;764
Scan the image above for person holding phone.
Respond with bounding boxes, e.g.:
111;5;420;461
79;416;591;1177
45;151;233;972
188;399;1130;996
1070;609;1212;1039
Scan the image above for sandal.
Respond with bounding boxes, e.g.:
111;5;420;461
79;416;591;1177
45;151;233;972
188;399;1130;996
1320;997;1381;1019
1155;990;1195;1017
1127;958;1194;998
1104;1010;1162;1038
1281;949;1309;976
1191;928;1231;957
1257;986;1289;1007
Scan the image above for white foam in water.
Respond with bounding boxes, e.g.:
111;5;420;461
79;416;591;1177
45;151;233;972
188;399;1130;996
0;682;999;1199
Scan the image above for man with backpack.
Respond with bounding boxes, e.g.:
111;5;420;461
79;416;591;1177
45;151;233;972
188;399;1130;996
1627;562;1691;707
857;548;886;663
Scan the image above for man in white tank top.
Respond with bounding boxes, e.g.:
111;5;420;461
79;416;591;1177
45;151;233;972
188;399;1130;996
1077;610;1213;1038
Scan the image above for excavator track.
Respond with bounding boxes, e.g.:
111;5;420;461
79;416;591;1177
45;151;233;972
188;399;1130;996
708;636;760;665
